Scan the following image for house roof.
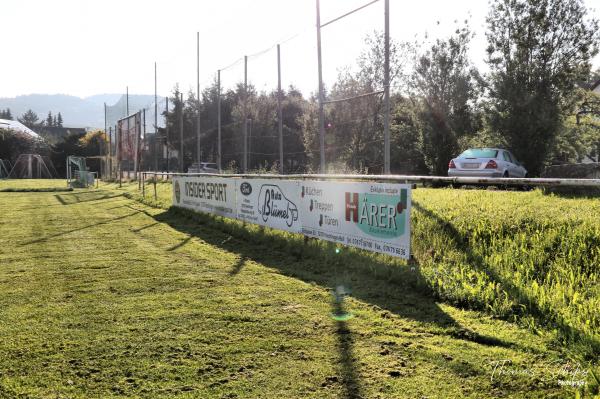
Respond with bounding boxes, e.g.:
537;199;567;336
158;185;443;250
0;119;39;138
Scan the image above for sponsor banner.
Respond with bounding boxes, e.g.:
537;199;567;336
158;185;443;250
300;181;411;259
235;179;301;233
172;175;236;217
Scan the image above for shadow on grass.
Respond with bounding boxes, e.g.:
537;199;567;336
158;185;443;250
20;211;140;246
167;236;191;252
411;200;599;359
229;256;247;276
54;190;123;205
148;206;519;392
332;296;363;399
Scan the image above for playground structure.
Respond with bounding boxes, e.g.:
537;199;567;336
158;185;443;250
0;159;11;178
7;154;57;179
67;156;97;188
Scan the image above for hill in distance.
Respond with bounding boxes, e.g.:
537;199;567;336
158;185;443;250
0;94;157;129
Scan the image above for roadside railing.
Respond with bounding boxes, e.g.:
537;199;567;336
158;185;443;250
137;171;600;201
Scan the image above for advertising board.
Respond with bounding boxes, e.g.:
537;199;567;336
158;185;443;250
235;179;302;233
172;175;411;258
299;181;411;259
172;175;236;218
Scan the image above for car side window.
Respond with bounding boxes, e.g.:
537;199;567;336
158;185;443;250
503;151;512;162
508;152;518;164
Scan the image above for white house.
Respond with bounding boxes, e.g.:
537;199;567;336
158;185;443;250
0;119;40;138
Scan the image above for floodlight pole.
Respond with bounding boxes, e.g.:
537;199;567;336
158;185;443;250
154;62;158;172
316;0;326;173
197;32;201;165
217;70;222;171
104;102;107;179
108;126;112;179
243;55;248;173
179;92;184;172
135;111;141;180
142;109;146;176
165;96;170;173
383;0;390;174
277;44;283;174
117;124;122;187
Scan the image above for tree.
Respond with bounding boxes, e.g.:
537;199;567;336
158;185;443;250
0;129;37;162
301;31;411;173
0;108;13;120
486;0;599;175
46;111;53;127
410;24;479;175
18;109;39;128
57;112;63;127
550;89;600;163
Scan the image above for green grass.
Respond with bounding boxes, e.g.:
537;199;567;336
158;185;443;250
109;180;600;359
0;179;69;191
0;180;598;398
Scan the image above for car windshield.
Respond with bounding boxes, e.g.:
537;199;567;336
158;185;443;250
458;149;498;159
203;163;218;169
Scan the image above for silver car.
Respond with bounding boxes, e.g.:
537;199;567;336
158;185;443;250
448;148;528;178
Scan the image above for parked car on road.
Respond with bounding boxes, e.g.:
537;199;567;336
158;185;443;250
187;162;219;174
448;148;527;178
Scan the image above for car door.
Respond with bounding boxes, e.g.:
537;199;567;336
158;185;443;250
501;151;515;176
507;152;525;177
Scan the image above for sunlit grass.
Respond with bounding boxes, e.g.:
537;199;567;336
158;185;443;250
105;180;600;361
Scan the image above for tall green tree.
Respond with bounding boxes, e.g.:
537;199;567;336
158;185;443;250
486;0;599;175
18;109;39;128
46;111;53;127
410;24;479;175
0;108;13;120
56;112;63;127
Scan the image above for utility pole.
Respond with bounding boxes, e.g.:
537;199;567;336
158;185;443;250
217;70;222;171
316;0;325;173
197;32;201;165
243;55;248;173
277;44;283;174
383;0;391;174
154;62;158;172
179;92;184;172
126;86;129;115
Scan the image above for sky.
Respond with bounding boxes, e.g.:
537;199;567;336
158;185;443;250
2;0;599;101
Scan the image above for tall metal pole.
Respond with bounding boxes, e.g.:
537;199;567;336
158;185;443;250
126;86;129;115
104;102;107;178
197;32;201;165
243;55;248;173
316;0;326;173
166;97;170;173
117;124;121;187
217;70;222;171
108;126;112;179
179;92;184;172
383;0;391;174
154;62;158;172
277;44;284;174
139;109;145;179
